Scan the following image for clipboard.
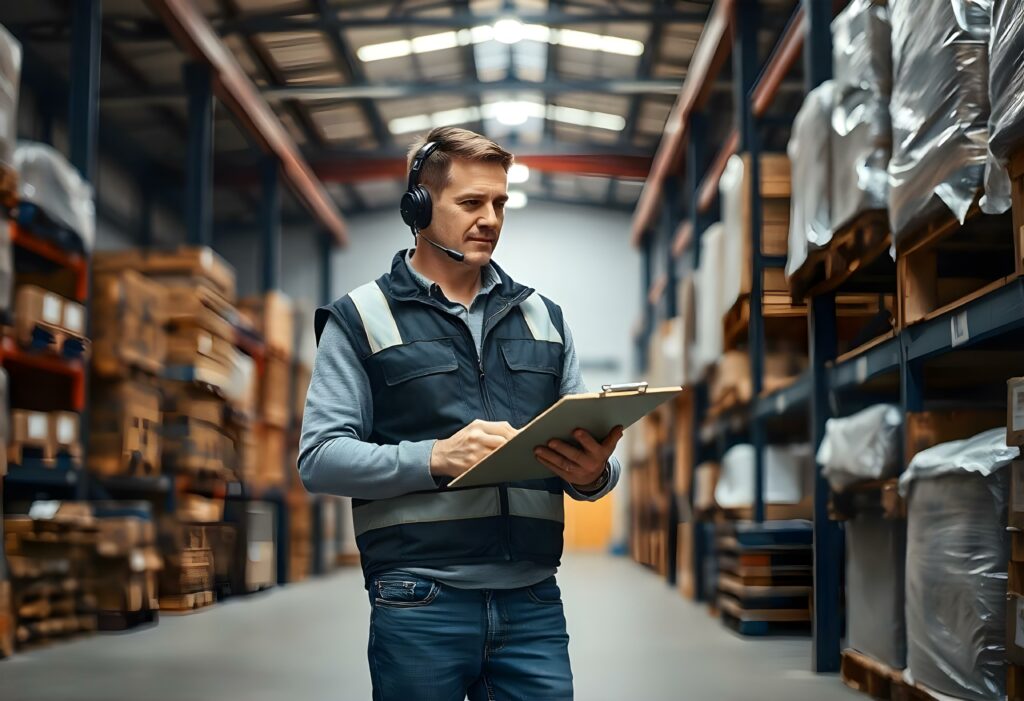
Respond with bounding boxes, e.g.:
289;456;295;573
448;382;682;489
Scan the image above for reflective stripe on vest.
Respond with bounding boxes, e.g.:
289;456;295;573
519;292;564;345
353;487;501;537
348;281;403;354
507;488;564;522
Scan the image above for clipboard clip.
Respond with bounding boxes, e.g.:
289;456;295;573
600;381;649;395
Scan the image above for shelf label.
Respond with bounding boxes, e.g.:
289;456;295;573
63;303;84;334
28;412;47;440
951;311;970;347
42;293;62;325
775;393;787;414
855;357;869;384
57;416;75;445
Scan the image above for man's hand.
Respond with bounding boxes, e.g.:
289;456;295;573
534;426;624;489
430;420;519;479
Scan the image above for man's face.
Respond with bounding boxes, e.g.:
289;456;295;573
424;158;509;267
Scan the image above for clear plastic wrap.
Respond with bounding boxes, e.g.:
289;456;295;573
981;0;1024;215
887;0;992;244
831;0;892;230
694;223;725;379
817;404;902;491
787;81;835;279
904;465;1009;699
714;443;811;508
847;510;906;670
899;426;1018;493
0;24;20;171
14;142;96;253
719;155;744;313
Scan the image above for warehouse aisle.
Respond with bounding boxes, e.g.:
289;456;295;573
1;554;859;701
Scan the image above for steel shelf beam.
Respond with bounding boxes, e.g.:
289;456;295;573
261;159;282;293
753;371;813;421
69;0;102;182
828;336;901;391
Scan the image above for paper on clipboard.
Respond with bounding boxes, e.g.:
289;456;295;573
447;383;682;489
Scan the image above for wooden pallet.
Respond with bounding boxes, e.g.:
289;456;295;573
97;608;159;631
790;210;893;300
16;614;98;647
159;590;214;613
840;649;905;700
896;203;1019;329
717;595;810;636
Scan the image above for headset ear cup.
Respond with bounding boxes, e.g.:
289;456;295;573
400;191;417;227
415;186;432;230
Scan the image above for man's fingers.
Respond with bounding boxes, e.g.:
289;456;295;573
478;420;519;440
602;425;625;451
573;429;603;456
535;453;574;481
547;439;585;465
478;433;508;450
535;446;575;472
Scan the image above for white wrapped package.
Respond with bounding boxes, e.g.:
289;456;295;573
719;155;745;314
903;428;1013;700
847;510;906;670
0;24;20;171
14;142;96;253
786;81;835;279
693;223;725;379
888;0;992;244
714;443;811;508
831;0;892;229
817;404;902;491
982;0;1024;214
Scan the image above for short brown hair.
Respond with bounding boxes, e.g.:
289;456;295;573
406;127;514;195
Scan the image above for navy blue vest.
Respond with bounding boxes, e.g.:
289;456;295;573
314;251;567;580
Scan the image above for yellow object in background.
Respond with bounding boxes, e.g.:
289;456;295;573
563;493;614;551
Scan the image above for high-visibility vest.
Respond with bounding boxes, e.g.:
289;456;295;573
314;250;567;581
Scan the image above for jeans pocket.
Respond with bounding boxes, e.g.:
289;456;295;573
373;576;441;609
526;577;562;605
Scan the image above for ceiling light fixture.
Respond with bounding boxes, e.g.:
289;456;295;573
508;164;530;184
493;18;525;44
507;191;528;209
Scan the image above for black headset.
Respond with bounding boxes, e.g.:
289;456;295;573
400;141;439;235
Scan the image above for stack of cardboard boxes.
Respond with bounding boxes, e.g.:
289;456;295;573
91;504;162;628
156;519;214;612
4;503;98;648
88;267;166;478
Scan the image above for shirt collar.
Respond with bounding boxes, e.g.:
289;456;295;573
404;247;500;298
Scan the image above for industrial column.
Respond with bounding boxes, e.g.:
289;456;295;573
184;62;214;247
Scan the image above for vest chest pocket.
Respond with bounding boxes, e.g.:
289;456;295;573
499;339;563;427
373;338;465;416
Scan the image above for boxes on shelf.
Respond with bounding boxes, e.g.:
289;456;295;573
91;510;161;618
161;379;224;428
261;354;292;429
8;409;80;468
288;493;312;583
89;379;161;478
157;519;214;610
164;323;238;395
224;350;257;420
5;502;100;648
714;443;813;520
91;269;166;377
240;291;294;359
253;424;287;489
14;285;88;357
93;246;236;305
177;494;224;524
162;417;229;477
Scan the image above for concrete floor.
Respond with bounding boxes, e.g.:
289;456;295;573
1;553;861;701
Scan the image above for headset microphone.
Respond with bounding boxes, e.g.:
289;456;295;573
400;141;466;263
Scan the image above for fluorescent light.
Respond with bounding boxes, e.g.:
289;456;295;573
507;191;528;209
508;164;530;184
356;39;411;62
411;31;459;53
432;106;481;125
547;105;626;131
358;22;643;61
390;101;624;135
493;18;525;44
491;101;533;126
388;114;433;134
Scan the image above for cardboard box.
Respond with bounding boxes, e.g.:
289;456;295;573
261;355;291;428
50;411;80;453
253;424;286;488
8;409;52;466
178;494;224;523
162;417;228;474
94;246;236;304
95;517;156;558
161;380;224;428
240;291;294;359
1009;377;1024;446
89;380;162;477
92;270;166;377
164;325;237;393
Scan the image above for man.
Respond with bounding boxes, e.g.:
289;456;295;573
299;126;622;701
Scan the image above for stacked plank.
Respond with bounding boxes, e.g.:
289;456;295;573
157;519;214;612
89;268;166;478
714;521;812;636
4;503;98;648
91;508;162;629
239;291;295;490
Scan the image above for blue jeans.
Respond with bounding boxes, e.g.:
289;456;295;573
367;573;573;700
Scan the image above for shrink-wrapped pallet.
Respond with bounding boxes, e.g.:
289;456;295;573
786;81;834;278
982;0;1024;214
14;142;95;252
817;404;902;491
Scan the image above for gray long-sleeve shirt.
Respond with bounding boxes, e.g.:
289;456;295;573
298;248;620;588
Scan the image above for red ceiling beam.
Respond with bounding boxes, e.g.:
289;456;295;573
146;0;348;246
630;0;735;247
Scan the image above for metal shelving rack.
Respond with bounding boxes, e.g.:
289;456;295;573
635;0;1024;676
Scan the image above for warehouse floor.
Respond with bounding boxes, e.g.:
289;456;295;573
2;553;860;701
